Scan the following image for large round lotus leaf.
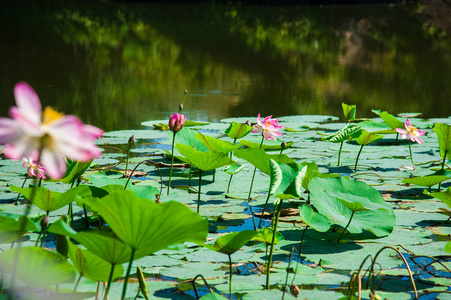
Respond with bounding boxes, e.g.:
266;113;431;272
202;230;257;255
309;177;395;237
82;190;209;259
0;246;75;288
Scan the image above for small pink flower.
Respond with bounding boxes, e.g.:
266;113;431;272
22;153;46;179
397;165;415;172
169;113;186;133
251;113;285;141
0;82;104;179
395;118;425;144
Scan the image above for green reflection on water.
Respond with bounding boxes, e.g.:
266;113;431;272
1;2;450;131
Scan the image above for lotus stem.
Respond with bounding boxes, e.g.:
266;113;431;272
258;184;272;228
338;141;344;166
266;199;283;289
228;254;233;299
104;264;116;300
179;90;187;114
438;150;447;192
338;211;355;244
191;274;214;298
247;167;257;201
167;132;177;195
369;246;418;299
14;175;28;205
39;212;50;247
95;282;100;300
121;248;136;300
83;204;89;228
227;174;233;194
282;246;296;300
197;170;202;214
354;145;364;172
395;133;399;144
125;149;130;178
71;273;83;300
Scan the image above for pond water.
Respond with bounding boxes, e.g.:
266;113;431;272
1;1;450;131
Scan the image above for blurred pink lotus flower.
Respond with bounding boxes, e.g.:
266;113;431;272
251;113;285;141
395;118;425;144
22;153;46;179
0;82;104;179
169;113;186;133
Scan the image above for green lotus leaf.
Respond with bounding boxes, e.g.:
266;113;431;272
342;103;356;122
68;241;124;282
0;246;75;288
402;175;450;187
253;227;283;245
445;241;451;254
202;230;257;255
195;132;241;153
0;215;39;243
200;293;228;300
424;187;451;208
372;109;405;130
224;121;253;140
239;139;293;150
234;148;295;175
433;123;451;159
10;185;91;213
321;123;362;143
81;190;208;259
327;190;391;212
168;127;209;152
60;160;93;184
48;219;133;265
299;205;331;232
224;163;245;175
309;177;395;237
353;130;383;145
269;159;302;198
176;144;234;171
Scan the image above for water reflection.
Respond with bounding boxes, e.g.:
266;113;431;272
1;2;449;131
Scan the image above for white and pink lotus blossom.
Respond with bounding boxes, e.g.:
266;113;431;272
0;82;104;179
22;153;46;179
251;113;285;141
395;118;425;145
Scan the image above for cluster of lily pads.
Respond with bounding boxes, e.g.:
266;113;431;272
0;84;451;299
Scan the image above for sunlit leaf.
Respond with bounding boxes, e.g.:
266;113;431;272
202;230;257;255
176;144;234;171
321;123;362;143
424;187;451;209
168;127;209;152
309;177;395;237
299;205;331;233
239;139;293;150
372;110;405;130
327;191;390;212
224;163;245;175
0;246;75;288
433;123;451;159
195;132;241;153
253;227;283;245
342;103;356;122
60;160;93;184
402;175;450;187
234;148;295;175
49;219;133;265
353;130;383;145
224;121;253;140
0;215;39;243
10;185;91;213
82;190;208;259
68;241;124;282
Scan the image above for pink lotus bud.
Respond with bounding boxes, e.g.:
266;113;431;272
169;113;186;133
128;134;135;148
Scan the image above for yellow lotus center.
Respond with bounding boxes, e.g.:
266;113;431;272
43;107;64;125
265;122;271;127
406;126;418;135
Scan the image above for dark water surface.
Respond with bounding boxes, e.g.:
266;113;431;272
1;1;450;131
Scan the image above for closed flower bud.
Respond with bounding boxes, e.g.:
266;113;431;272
178;103;183;113
246;120;252;127
40;215;49;230
128;134;135;148
169;113;186;133
281;141;287;150
290;284;300;298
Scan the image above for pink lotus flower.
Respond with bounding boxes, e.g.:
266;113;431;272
22;153;46;179
169;113;186;133
395;118;425;144
0;82;104;179
251;114;285;141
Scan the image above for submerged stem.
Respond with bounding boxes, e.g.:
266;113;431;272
121;248;136;300
338;211;355;244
